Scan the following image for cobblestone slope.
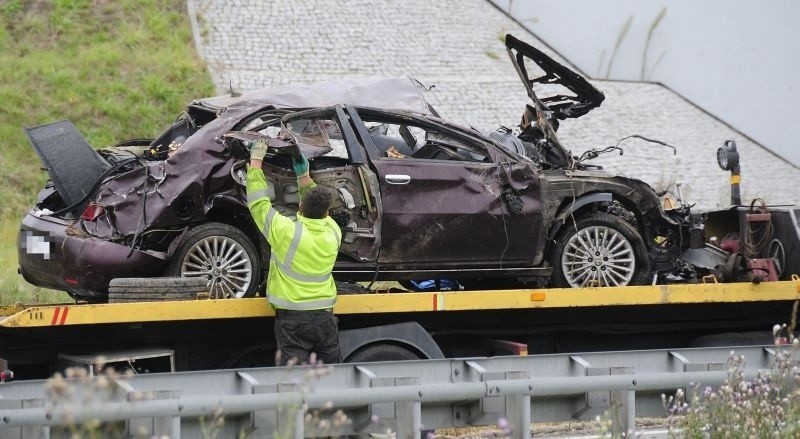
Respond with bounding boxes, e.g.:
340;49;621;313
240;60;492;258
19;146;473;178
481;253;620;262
189;0;799;209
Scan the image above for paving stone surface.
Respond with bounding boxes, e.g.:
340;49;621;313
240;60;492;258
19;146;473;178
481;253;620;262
189;0;800;209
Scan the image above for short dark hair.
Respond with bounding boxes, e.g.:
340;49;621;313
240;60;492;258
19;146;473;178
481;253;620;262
301;186;332;219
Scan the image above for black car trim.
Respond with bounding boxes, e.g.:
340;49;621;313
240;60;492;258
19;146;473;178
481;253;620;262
334;106;365;164
546;192;614;240
349;107;502;164
343;106;382;162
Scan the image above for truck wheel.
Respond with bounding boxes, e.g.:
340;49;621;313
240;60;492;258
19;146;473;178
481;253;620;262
551;213;650;288
690;331;774;347
346;344;422;363
167;222;260;298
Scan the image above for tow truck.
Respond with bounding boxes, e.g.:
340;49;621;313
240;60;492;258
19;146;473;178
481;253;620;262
6;153;800;381
2;278;799;381
5;132;800;382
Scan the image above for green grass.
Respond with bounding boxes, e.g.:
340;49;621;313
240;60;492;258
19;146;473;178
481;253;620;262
0;0;215;305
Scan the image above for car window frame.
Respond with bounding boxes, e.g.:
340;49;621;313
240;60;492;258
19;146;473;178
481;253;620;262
346;106;509;165
279;106;365;164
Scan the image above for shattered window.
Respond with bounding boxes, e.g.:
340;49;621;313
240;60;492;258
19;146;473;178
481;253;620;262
362;119;489;163
286;118;348;159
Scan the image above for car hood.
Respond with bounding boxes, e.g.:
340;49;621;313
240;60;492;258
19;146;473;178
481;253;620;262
505;34;604;121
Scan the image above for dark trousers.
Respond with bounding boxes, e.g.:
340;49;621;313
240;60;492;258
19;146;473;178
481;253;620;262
274;308;341;366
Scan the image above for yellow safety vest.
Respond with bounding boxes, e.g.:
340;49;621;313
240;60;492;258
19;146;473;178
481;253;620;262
246;167;341;310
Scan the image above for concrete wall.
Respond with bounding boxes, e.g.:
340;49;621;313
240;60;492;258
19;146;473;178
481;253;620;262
491;0;800;167
190;0;800;210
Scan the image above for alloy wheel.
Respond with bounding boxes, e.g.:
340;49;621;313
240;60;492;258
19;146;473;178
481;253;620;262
179;235;253;298
561;225;635;287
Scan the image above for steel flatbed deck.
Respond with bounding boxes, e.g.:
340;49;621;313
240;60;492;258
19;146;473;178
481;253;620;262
2;280;799;328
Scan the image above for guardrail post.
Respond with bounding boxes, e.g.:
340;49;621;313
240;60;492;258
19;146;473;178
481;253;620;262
395;377;421;439
115;379;181;438
351;365;423;437
0;399;47;439
670;351;724;372
277;382;304;439
238;371;279;435
504;371;531;439
609;367;635;438
292;407;304;439
453;361;508;425
351;365;377;433
570;355;610;419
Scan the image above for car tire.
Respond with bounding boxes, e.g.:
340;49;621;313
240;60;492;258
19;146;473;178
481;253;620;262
108;277;209;303
167;222;261;299
336;281;372;295
345;343;422;363
551;213;650;288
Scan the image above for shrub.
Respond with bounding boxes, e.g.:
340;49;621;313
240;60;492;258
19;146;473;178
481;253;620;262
665;324;800;437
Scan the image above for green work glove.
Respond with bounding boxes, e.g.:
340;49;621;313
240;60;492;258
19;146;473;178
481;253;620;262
249;139;268;161
292;154;309;177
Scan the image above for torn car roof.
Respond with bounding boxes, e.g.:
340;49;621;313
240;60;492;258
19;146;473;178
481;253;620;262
195;77;436;116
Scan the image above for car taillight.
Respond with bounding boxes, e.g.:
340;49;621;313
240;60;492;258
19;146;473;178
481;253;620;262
64;277;79;286
80;204;104;221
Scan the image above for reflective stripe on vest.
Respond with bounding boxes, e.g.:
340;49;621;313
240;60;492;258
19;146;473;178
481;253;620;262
270;222;333;283
248;189;270;205
264;208;277;232
269;295;336;311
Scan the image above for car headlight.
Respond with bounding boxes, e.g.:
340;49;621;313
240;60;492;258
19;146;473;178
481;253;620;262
716;140;739;171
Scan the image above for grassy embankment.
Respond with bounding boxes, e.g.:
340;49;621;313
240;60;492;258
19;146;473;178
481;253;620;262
0;0;215;305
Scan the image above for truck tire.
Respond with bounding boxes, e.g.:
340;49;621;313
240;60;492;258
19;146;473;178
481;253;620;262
346;343;422;363
690;331;774;347
167;222;260;299
551;213;650;288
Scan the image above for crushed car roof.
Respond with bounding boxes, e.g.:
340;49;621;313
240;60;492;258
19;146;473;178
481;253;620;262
195;77;436;115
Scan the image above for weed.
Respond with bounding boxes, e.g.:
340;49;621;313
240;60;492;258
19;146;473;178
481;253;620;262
1;0;23;16
605;14;633;78
665;324;800;437
43;364;132;438
641;7;667;80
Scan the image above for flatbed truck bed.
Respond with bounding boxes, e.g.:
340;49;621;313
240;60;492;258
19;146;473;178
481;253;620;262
2;280;799;379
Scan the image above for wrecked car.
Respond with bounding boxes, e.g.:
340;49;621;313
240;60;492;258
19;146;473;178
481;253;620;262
18;34;699;302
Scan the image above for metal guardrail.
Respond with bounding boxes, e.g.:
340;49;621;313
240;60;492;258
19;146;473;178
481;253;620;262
0;345;795;438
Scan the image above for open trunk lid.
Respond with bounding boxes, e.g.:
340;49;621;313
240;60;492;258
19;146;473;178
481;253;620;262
25;120;110;212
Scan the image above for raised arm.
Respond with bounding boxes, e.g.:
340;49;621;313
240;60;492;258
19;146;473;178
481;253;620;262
293;151;317;198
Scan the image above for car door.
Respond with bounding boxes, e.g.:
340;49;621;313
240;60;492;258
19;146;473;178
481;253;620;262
348;107;544;267
241;107;382;263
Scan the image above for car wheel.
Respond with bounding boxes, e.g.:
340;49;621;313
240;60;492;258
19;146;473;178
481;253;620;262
551;213;650;288
345;343;422;363
167;222;260;298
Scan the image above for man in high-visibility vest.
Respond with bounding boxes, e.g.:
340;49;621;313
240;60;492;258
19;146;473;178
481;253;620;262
246;139;342;365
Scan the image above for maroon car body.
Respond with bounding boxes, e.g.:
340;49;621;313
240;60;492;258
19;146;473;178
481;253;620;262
18;36;693;301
